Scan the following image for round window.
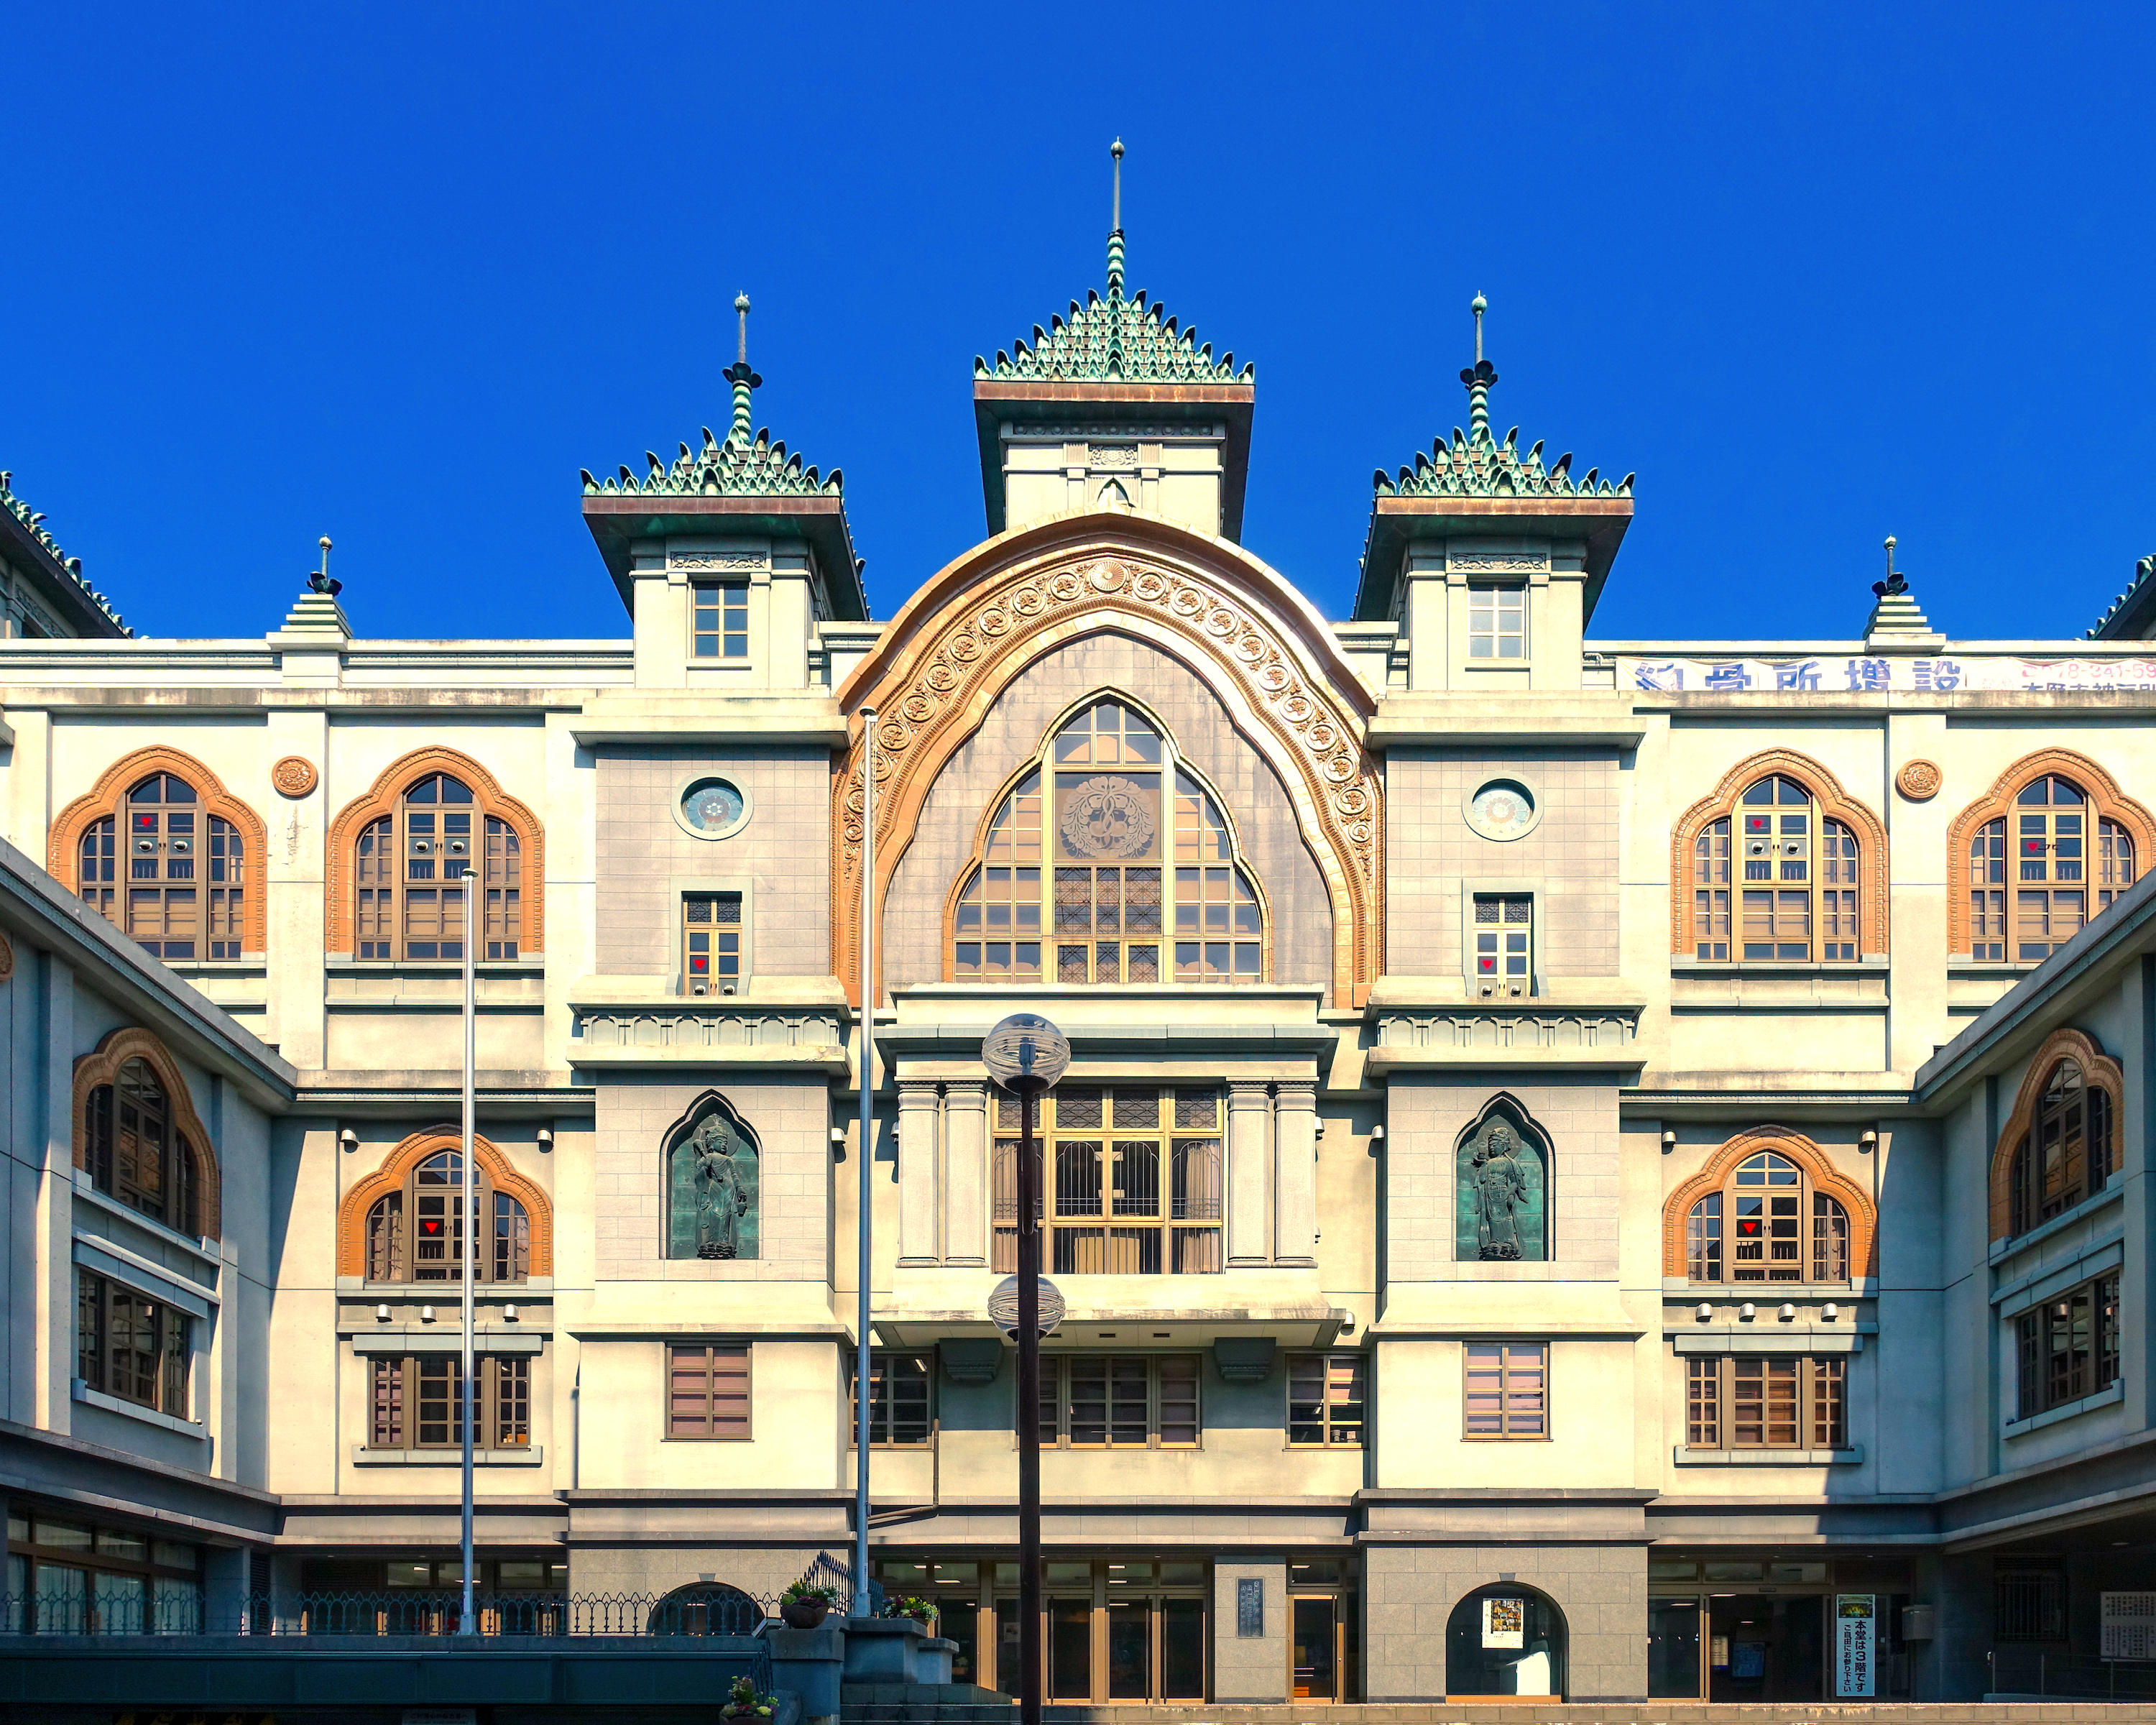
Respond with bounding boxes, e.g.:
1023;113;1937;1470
1465;778;1540;842
676;776;752;840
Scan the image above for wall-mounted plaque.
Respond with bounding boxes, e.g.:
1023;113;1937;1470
1236;1578;1263;1638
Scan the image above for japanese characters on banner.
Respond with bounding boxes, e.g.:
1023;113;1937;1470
1835;1595;1876;1698
1619;656;2156;694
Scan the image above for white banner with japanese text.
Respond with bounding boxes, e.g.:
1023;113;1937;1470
1618;656;2156;694
1835;1594;1876;1698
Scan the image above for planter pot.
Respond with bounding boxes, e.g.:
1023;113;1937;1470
781;1598;831;1629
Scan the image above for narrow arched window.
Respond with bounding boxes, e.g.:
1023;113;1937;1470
356;773;522;961
362;1149;530;1283
1684;1150;1848;1284
951;698;1268;986
83;1057;199;1235
78;772;247;960
1971;775;2139;961
2008;1059;2114;1234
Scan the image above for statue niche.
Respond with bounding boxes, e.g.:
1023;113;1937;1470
665;1098;762;1261
1455;1103;1549;1263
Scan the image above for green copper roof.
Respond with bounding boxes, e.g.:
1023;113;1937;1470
975;287;1253;386
0;469;130;635
2089;553;2156;639
581;424;843;500
1372;424;1633;502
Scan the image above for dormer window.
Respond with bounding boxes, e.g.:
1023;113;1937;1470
1467;584;1526;658
693;581;748;659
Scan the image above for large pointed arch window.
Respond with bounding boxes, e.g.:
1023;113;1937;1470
78;771;248;960
1692;774;1861;962
1969;774;2137;961
355;772;523;961
949;697;1267;985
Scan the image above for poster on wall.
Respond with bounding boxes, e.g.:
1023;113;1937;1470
1835;1594;1877;1698
1482;1597;1525;1648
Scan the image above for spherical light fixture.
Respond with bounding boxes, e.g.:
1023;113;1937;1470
988;1274;1066;1340
981;1013;1071;1094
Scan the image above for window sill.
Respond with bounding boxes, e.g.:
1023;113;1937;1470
68;1175;221;1269
1671;1330;1869;1354
72;1379;203;1438
2004;1383;2123;1437
73;1232;218;1317
1994;1238;2124;1317
338;1276;554;1297
347;1328;545;1355
1671;960;1889;977
352;1445;543;1466
324;957;545;975
1662;1279;1873;1297
1989;1181;2124;1266
1674;1444;1863;1466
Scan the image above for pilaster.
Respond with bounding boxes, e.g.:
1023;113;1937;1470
944;1081;988;1267
264;707;328;1069
1226;1081;1271;1266
1273;1082;1317;1265
896;1080;940;1266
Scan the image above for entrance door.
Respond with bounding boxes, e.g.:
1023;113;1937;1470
1648;1598;1703;1698
1710;1596;1824;1703
1292;1597;1338;1700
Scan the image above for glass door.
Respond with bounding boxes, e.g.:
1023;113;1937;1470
1649;1598;1704;1697
1292;1596;1338;1699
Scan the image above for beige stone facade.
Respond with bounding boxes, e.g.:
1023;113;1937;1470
2;266;2155;1708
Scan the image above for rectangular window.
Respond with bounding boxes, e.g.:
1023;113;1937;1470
1467;584;1526;658
367;1355;530;1449
2015;1270;2122;1420
668;1343;750;1440
1685;1355;1846;1449
1996;1571;2068;1642
850;1351;934;1445
681;893;743;995
1472;895;1532;985
1287;1352;1365;1446
1036;1354;1200;1448
75;1270;190;1417
693;581;750;659
1464;1340;1547;1438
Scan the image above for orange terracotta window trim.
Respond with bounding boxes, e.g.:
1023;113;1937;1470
830;518;1383;1009
1667;748;1889;957
1945;749;2156;957
50;745;271;957
336;1125;555;1278
1986;1026;2124;1245
1661;1125;1876;1281
323;746;545;956
72;1027;224;1241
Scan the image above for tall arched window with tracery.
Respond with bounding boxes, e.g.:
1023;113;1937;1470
356;772;523;960
1692;774;1861;962
78;771;248;960
1682;1149;1850;1284
364;1149;531;1284
949;696;1268;985
1969;774;2137;961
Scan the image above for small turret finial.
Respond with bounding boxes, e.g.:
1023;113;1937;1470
722;290;763;448
1473;292;1487;362
734;292;750;365
308;535;341;597
1873;535;1909;599
1460;293;1498;442
1106;139;1127;299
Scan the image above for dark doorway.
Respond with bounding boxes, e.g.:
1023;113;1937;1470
1710;1595;1824;1703
1293;1596;1338;1700
1648;1597;1703;1697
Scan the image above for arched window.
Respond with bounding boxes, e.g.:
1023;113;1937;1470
1445;1584;1565;1701
83;1057;200;1236
950;696;1267;985
2007;1059;2114;1235
355;772;522;961
1692;775;1860;962
77;771;248;960
1684;1150;1849;1284
1968;774;2138;961
364;1150;530;1284
648;1582;763;1636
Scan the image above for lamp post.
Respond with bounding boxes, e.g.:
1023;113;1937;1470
980;1013;1069;1725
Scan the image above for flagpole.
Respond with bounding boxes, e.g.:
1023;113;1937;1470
854;707;877;1614
458;854;477;1635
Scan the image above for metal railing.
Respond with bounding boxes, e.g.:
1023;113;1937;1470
1991;1650;2156;1698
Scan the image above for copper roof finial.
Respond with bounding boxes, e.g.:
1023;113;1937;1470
724;291;762;448
1462;293;1497;443
1107;139;1126;300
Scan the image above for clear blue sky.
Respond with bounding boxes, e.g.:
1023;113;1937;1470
5;4;2150;645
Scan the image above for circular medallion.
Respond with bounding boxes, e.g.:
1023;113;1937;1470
272;756;318;798
1897;759;1943;801
1058;776;1158;859
1465;778;1542;842
674;774;752;841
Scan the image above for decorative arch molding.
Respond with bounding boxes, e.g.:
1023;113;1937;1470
1667;748;1889;956
49;745;271;956
1987;1026;2124;1243
323;747;546;955
1660;1125;1876;1279
1945;749;2156;954
335;1125;554;1277
72;1027;223;1240
831;515;1383;1006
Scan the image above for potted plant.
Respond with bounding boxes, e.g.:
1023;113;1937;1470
719;1673;776;1719
879;1594;938;1631
780;1581;841;1629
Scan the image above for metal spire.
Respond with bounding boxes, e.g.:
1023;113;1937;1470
1106;139;1125;300
724;291;762;448
1461;293;1497;442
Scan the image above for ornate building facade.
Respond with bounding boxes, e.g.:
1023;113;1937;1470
1;219;2154;1708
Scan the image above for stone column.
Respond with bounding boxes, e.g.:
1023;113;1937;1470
1226;1082;1271;1266
895;1081;940;1266
944;1080;988;1267
1273;1082;1318;1265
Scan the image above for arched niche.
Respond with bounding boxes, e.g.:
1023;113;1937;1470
1455;1094;1551;1263
663;1092;763;1261
1445;1582;1567;1700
